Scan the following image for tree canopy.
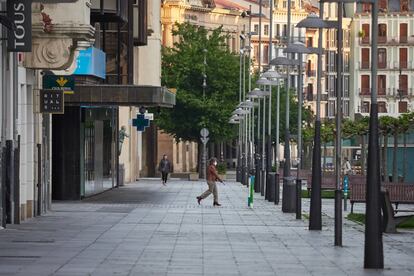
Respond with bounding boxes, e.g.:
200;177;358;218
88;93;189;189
157;23;241;143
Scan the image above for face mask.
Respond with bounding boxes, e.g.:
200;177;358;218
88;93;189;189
214;162;217;166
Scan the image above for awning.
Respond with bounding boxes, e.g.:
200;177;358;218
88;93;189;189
65;85;176;107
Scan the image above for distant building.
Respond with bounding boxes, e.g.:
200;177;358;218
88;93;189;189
350;0;414;117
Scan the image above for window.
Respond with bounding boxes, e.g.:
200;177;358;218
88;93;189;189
307;37;313;48
361;75;370;95
343;100;350;117
282;24;287;38
283;1;287;8
378;102;387;113
276;24;280;37
377;75;386;95
401;0;409;12
400;48;408;68
399;75;408;95
362;24;370;44
327;75;336;97
399;102;408;113
361;48;370;69
263;45;269;64
378;48;387;69
328;100;336;118
292;1;296;9
344;52;350;72
307;84;314;101
379;0;388;12
400;23;408;43
362;101;370;113
264;25;269;36
378;24;387;43
254;24;259;35
362;3;371;12
254;45;259;62
343;76;350;97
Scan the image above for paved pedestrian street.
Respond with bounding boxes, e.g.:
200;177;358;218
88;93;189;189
0;179;413;276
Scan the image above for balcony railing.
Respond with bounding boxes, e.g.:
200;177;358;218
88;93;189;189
361;37;370;45
378;62;387;69
360;88;371;95
378;36;387;44
360;61;370;69
378;87;386;95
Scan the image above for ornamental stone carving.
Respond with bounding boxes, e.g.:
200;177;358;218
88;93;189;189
24;1;95;70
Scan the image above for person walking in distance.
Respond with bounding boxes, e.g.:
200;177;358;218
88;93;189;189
197;158;224;206
343;157;352;176
158;154;171;185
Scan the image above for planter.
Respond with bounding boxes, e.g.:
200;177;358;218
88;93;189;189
189;173;199;181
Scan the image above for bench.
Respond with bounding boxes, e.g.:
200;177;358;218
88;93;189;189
306;174;340;193
350;182;414;213
381;189;414;233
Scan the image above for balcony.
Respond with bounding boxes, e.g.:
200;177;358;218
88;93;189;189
378;36;387;44
360;61;370;70
378;62;387;69
378;87;387;95
360;88;371;96
91;0;129;23
400;36;408;43
361;37;370;45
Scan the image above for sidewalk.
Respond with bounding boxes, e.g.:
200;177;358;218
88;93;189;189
0;179;413;276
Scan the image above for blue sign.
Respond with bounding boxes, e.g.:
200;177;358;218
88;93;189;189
343;175;349;194
73;47;106;79
132;114;150;132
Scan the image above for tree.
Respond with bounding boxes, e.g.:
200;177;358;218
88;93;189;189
157;23;242;168
397;112;414;181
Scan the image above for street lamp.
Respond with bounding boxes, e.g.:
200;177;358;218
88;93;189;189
284;42;310;219
270;55;300;213
296;12;330;230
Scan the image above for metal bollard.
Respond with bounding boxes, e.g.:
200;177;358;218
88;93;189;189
260;170;266;197
265;173;270;200
268;173;276;202
274;173;280;205
296;179;302;219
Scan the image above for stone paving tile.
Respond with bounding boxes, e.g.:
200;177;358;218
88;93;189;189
0;179;413;276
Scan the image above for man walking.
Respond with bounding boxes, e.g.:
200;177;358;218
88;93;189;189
158;154;171;185
197;157;224;206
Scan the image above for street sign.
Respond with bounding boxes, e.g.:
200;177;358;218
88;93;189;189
40;89;64;114
200;137;209;144
43;75;75;94
132;114;150;132
200;128;209;138
7;0;32;52
144;113;154;121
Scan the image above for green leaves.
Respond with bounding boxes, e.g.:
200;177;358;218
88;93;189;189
157;23;241;143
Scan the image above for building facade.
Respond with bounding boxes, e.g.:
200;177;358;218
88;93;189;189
351;0;414;117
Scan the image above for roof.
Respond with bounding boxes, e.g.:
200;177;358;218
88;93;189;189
214;0;246;10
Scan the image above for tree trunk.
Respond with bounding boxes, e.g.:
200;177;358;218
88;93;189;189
361;135;366;175
403;133;407;182
382;134;388;182
393;131;398;183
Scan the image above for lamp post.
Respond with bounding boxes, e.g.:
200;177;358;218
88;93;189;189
270;55;300;212
284;42;310;219
296;11;330;231
248;88;267;192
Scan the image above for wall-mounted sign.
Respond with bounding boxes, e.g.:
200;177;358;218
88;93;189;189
40;89;64;114
73;47;106;79
43;75;75;94
7;0;32;52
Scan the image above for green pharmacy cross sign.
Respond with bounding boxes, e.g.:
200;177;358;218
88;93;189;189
132;114;150;132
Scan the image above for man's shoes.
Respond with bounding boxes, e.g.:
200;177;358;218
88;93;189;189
213;202;221;207
197;197;202;205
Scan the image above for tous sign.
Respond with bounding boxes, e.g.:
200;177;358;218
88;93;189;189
7;0;32;52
